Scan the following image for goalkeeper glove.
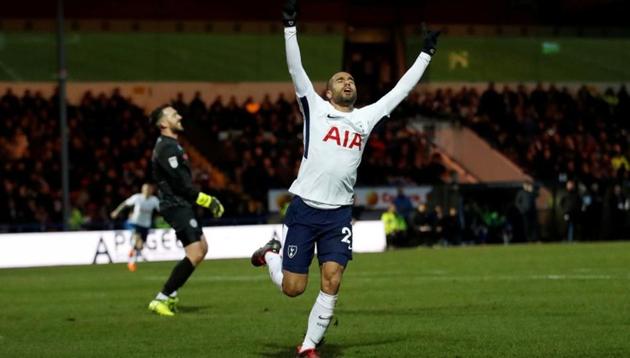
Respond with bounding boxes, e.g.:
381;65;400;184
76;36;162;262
283;0;297;27
196;192;225;218
421;28;441;56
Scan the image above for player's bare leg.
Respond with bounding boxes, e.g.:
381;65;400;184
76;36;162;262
134;239;144;262
135;239;144;251
320;261;344;295
297;262;343;355
185;238;208;266
282;271;308;297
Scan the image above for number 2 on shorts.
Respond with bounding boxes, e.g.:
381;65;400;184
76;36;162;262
341;227;352;250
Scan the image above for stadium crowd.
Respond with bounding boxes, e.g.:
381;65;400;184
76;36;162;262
0;88;158;231
0;88;441;231
393;82;630;242
175;90;444;197
1;83;628;239
415;82;630;186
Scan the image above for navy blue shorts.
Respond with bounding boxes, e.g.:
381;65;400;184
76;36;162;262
129;223;150;241
282;196;353;274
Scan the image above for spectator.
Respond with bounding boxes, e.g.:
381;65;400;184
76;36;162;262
381;204;408;248
607;184;630;239
442;207;462;245
560;180;580;242
393;186;413;221
409;203;432;246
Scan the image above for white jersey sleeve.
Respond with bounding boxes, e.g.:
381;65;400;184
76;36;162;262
359;52;432;133
150;196;160;212
285;26;327;108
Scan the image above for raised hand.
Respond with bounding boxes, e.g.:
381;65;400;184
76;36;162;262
283;0;298;27
421;27;441;56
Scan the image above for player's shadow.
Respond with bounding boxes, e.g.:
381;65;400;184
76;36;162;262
259;344;341;358
259;337;409;357
336;307;431;317
337;305;486;317
176;305;211;313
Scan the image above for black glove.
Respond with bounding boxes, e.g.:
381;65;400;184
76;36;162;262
421;29;441;56
283;0;298;27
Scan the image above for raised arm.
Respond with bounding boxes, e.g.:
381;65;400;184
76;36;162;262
364;30;440;127
110;194;135;219
283;0;315;98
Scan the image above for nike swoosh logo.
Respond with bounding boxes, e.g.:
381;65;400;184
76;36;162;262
327;114;345;119
318;315;333;320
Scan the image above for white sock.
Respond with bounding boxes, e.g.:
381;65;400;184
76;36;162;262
264;251;284;291
300;291;338;352
155;292;169;301
169;291;177;298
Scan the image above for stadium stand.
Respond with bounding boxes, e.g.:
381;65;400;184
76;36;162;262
421;83;630;185
0;88;442;232
414;83;630;241
1;84;628;240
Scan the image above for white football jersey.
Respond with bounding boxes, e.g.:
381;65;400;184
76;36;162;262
125;194;160;228
285;27;431;208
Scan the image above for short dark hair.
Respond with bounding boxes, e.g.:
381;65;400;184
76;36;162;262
149;105;169;127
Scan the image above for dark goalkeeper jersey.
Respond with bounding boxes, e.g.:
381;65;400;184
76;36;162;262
152;135;199;211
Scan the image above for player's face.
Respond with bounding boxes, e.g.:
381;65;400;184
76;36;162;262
327;72;357;107
141;184;154;196
161;106;184;132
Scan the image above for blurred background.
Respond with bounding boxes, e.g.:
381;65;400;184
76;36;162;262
1;0;628;244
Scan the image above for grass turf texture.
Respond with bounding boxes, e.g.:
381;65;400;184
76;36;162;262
1;242;629;357
407;36;630;82
0;32;343;82
2;33;630;82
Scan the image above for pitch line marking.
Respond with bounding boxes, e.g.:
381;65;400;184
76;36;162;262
0;59;22;81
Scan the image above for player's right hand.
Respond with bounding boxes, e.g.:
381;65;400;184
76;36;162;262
283;0;297;27
110;211;118;219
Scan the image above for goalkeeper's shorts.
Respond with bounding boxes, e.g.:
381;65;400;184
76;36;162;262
162;206;203;247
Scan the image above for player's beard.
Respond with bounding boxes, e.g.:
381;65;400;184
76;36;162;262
334;90;357;107
173;121;184;132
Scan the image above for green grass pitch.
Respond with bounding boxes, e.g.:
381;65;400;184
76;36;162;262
1;242;629;357
2;33;630;82
0;32;343;82
408;36;630;82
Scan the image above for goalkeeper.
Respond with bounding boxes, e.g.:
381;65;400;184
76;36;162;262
147;105;224;316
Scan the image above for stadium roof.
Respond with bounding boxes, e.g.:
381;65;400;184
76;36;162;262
2;0;629;27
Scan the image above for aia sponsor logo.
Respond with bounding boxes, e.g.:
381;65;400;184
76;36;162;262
322;126;362;150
